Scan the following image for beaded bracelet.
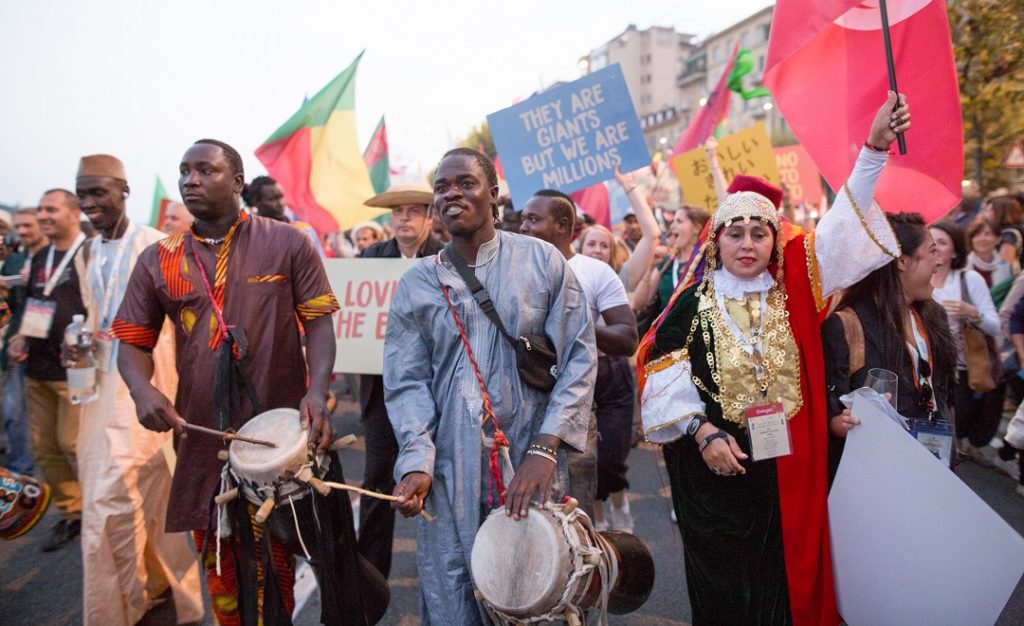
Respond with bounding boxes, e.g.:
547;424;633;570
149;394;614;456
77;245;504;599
529;443;558;457
526;449;557;464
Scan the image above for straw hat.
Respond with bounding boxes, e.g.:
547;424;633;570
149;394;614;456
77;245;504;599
364;183;433;208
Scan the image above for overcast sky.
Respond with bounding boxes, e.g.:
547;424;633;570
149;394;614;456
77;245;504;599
0;0;771;223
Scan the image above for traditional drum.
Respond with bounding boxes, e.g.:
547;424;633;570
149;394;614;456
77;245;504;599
226;407;331;523
213;408;391;625
1;466;51;540
471;500;654;625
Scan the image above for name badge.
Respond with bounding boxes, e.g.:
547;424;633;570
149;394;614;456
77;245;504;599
19;298;57;339
95;332;115;373
746;402;792;461
910;418;954;468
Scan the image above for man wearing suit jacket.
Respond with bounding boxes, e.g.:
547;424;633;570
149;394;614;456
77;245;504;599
357;184;443;578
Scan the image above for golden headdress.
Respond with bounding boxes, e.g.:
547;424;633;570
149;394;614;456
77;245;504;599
711;191;781;233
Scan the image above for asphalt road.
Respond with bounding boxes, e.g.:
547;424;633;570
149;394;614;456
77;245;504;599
3;394;1023;625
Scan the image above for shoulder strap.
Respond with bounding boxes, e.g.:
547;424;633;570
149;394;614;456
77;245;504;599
443;243;516;345
959;270;973;306
835;309;865;375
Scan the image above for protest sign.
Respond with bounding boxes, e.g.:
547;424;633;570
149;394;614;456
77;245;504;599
829;393;1024;625
670;123;779;212
324;258;416;374
488;64;650;209
773;144;823;205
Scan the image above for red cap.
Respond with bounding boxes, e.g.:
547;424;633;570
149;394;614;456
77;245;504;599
727;175;783;209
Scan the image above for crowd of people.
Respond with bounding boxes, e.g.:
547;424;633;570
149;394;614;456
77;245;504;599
0;89;1022;626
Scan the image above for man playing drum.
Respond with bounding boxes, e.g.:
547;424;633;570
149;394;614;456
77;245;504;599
113;139;377;625
384;148;596;624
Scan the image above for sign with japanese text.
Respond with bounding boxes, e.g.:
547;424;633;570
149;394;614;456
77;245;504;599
488;64;651;209
670;123;780;211
324;258;417;374
773;144;824;206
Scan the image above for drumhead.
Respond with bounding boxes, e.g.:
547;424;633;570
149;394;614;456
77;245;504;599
229;408;309;486
470;506;572;616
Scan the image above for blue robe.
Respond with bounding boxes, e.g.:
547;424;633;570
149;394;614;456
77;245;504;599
384;230;596;624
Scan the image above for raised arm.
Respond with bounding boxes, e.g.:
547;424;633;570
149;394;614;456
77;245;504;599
615;167;662;290
812;92;910;301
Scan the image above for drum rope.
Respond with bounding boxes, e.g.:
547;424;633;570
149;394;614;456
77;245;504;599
441;282;510;508
288;495;313;560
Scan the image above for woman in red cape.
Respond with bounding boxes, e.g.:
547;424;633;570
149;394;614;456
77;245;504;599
637;93;910;626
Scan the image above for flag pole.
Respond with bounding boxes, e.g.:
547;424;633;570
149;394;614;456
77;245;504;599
878;0;907;154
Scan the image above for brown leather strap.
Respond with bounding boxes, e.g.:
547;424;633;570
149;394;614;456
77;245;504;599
835;309;865;375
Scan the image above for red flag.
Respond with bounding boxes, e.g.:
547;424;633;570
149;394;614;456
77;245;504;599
765;0;962;223
672;44;738;155
570;183;610;228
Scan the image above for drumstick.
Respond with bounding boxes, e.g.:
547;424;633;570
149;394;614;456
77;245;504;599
320;481;434;522
184;423;278;448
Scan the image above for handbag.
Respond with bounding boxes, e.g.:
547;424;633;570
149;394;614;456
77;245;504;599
959;272;998;393
443;244;559;392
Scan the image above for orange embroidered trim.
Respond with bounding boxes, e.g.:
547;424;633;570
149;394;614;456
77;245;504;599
805;231;827;311
247;274;288;283
158;233;192;298
296;293;340;321
190;211;249;350
110;319;160;350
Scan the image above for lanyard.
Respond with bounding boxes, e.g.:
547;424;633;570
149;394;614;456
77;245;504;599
671;258;681;289
906;309;933;390
42;232;86;297
91;223;139;330
187;237;231;344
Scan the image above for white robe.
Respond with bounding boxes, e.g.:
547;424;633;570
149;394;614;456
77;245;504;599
77;224;203;626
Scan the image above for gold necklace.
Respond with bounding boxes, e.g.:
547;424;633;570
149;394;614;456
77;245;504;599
677;248;796;424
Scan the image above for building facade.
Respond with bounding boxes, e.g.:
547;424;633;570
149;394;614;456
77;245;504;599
700;5;784;139
579;24;697;154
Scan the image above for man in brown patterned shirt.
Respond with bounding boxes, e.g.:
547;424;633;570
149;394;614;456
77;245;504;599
112;139;358;624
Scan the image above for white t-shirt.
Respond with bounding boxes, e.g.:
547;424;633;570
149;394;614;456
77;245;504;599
567;253;630;323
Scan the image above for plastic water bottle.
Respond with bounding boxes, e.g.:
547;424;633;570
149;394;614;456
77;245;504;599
64;314;97;405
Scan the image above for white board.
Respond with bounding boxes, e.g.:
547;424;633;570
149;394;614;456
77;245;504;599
829;393;1024;626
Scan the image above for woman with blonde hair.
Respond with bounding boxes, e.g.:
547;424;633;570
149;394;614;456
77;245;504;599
575;167;661;533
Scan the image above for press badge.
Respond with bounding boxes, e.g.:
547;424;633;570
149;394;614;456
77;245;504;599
95;332;115;373
746;402;792;461
19;298;57;339
910;419;954;468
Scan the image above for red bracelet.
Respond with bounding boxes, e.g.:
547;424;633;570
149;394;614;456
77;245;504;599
863;140;889;153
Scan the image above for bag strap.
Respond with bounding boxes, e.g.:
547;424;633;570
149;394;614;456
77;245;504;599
835;309;866;376
439;278;509;508
444;243;517;346
959;270;973;307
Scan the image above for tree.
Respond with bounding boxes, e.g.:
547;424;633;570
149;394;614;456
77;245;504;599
949;0;1024;190
458;122;495;158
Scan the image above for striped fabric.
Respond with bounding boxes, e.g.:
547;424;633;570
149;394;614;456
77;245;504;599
157;234;192;299
193;525;295;626
110;319;160;350
201;211;248;350
295;293;340;322
247;274;288;283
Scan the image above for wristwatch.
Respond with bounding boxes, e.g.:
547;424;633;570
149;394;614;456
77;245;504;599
685;416;707;438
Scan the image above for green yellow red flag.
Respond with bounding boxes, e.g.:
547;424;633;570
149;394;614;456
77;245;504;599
364;115;390;194
150;176;171;228
255;51;382;233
